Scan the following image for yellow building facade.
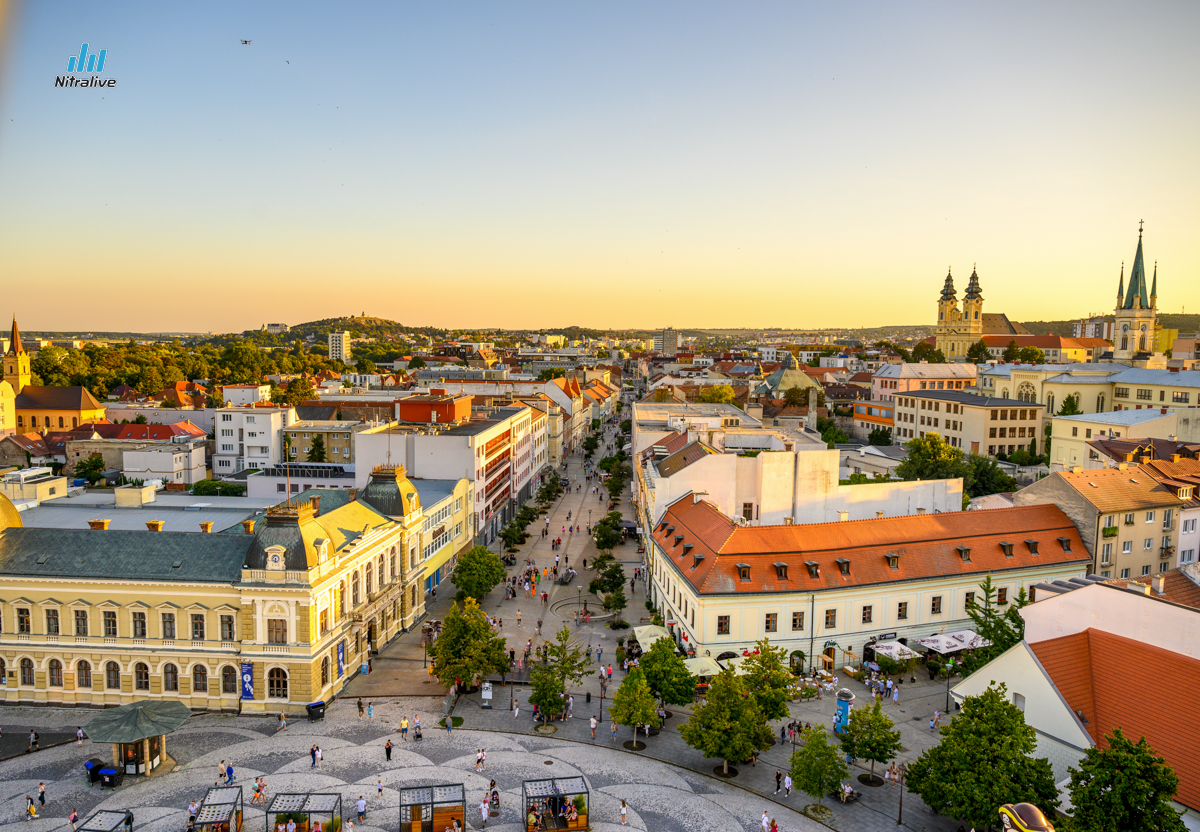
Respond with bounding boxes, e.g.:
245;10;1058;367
5;318;106;432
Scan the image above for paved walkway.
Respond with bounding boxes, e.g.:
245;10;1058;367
347;425;967;832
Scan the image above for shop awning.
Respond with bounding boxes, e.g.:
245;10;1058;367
632;625;672;650
914;629;991;655
682;657;722;678
872;641;919;660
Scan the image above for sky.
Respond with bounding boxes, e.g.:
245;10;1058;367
1;1;1198;333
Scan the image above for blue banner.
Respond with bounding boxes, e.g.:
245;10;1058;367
240;663;254;700
337;642;345;678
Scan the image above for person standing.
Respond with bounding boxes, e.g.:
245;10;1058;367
590;716;597;739
619;800;628;825
384;739;393;761
762;810;770;832
357;698;365;719
610;720;618;742
315;746;323;769
401;716;409;740
783;773;793;797
37;782;46;807
367;702;374;720
892;686;900;706
310;745;318;768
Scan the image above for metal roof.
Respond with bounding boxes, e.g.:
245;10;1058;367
1054;409;1175;427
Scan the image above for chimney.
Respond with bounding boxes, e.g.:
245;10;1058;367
88;519;111;530
199;521;214;533
837;511;849;522
1141;455;1152;464
916;507;927;515
1153;574;1166;595
1171;453;1181;463
311;494;322;516
146;520;165;532
348;488;358;502
1071;466;1083;474
242;519;255;534
876;510;884;519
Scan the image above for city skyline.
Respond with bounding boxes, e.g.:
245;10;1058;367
2;2;1198;332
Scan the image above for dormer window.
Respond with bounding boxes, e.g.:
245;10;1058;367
1025;539;1039;555
736;563;751;582
683;543;694;556
805;560;820;578
773;562;788;580
1000;541;1014;558
666;525;675;535
674;535;685;547
835;558;851;576
1179;487;1192;500
957;546;971;563
1057;536;1072;552
692;552;705;568
885;553;899;570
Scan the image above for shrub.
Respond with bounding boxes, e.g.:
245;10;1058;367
455;590;467;603
608;619;630;630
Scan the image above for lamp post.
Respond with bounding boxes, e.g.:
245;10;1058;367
577;586;583;615
895;762;906;825
944;657;955;714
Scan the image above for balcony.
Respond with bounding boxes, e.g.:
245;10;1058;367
1161;546;1175;557
1101;526;1120;538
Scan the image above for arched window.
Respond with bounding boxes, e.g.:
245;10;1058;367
222;666;237;694
352;573;360;606
377;557;385;588
321;656;330;686
1016;382;1036;403
58;416;65;428
106;661;121;689
365;566;373;597
48;659;63;687
1046;393;1055;414
44;416;52;428
193;665;208;692
1097;393;1105;412
135;662;150;690
20;658;34;686
72;417;79;428
268;667;288;698
77;660;91;688
338;581;346;618
163;663;178;691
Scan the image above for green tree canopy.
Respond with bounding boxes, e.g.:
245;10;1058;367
537;368;566;381
271;377;317;407
528;665;565;724
698;384;738;407
449;545;507;601
679;667;773;775
965;453;1017;498
1057;393;1084;416
543;624;591;692
867;426;893;446
740;637;793;722
306;434;327;462
906;683;1058;829
640;638;696;707
1002;340;1022;362
1066;727;1186;832
593;522;620;553
839;698;901;780
911;342;947;363
602;584;627;616
896;433;971;483
790;727;849;808
965;339;992;363
1017;346;1047;364
782;386;807;408
74;454;106;484
355;357;376;374
960;574;1029;675
609;668;660;742
427;597;509;690
406;356;427;370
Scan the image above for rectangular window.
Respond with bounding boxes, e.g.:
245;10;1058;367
1142;564;1152;576
965;591;976;608
268;619;287;644
791;611;805;631
1144;538;1153;550
861;605;873;624
1120;568;1131;578
103;610;117;637
1137;389;1152;401
717;615;730;635
46;609;60;635
742;503;753;521
220;614;235;641
764;613;777;633
191;614;205;641
17;607;30;634
1013;692;1026;712
1102;542;1112;560
931;596;942;614
897;601;908;620
1122;540;1132;554
132;611;147;639
162;613;176;639
1163;509;1173;529
1146;511;1155;523
1172;391;1190;404
997;588;1008;604
825;609;837;629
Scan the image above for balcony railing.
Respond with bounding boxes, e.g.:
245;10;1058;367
1161;546;1175;557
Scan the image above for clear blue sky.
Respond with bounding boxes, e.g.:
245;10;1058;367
2;1;1197;332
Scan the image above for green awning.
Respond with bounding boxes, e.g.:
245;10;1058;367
83;700;192;744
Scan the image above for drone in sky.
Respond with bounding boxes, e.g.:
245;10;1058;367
240;39;251;45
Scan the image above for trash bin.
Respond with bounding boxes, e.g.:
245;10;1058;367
99;767;125;788
306;701;326;722
84;758;106;784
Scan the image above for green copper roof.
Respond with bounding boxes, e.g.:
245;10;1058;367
939;269;957;301
964;266;982;301
1122;227;1150;309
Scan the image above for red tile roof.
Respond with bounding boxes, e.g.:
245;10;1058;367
1119;569;1200;611
652;497;1088;595
646;431;692;456
114;422;206;441
1031;629;1200;810
1;432;50;456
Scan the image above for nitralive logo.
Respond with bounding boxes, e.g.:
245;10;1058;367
55;43;116;88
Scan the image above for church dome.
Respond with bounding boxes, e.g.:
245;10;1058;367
0;492;24;531
360;465;422;518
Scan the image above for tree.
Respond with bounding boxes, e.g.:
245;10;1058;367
543;624;591;692
960;574;1029;675
449;545;507;601
528;665;566;725
839;698;901;781
74;454;106;484
272;377;317;407
1002;339;1022;362
1057;394;1084;416
906;683;1058;829
964;453;1017;498
593;522;620;554
639;638;696;708
782;386;807;408
698;384;738;407
679;667;773;775
1066;727;1186;832
1017;346;1047;364
867;427;892;446
790;727;848;808
739;637;793;722
406;356;427;370
895;433;971;483
815;416;849;448
602;584;627;617
306;434;327;462
355;357;376;374
609;668;659;743
965;339;992;363
427;598;509;690
537;368;566;381
911;342;946;363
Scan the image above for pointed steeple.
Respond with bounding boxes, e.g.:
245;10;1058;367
5;317;23;357
939;268;957;301
1123;221;1149;309
1117;262;1124;305
964;264;983;300
1150;260;1158;308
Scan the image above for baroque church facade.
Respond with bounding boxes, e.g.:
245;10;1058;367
933;267;1028;360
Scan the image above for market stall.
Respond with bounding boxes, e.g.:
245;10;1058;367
630;625;671;653
196;787;243;832
78;810;134;832
266;793;341;832
682;656;721;695
82;699;191;776
522;776;588;831
399;784;463;832
914;630;990;655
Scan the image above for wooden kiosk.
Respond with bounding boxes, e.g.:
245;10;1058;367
399;785;464;832
267;793;342;832
522;777;589;831
79;810;134;832
196;787;244;832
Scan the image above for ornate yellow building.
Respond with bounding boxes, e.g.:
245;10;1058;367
1111;222;1160;361
0;465;468;712
4;318;106;432
933;268;1029;361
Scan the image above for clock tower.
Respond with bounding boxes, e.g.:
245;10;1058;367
1112;222;1159;361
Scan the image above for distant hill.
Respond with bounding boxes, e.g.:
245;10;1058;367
1019;314;1200;338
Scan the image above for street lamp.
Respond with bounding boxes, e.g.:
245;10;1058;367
577;586;583;615
944;657;955;714
895;762;907;825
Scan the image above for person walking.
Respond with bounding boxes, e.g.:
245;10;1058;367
225;762;235;785
774;769;782;794
357;698;365;719
76;727;84;746
610;720;618;742
356;796;367;823
69;808;79;830
384;739;393;761
480;799;489;829
311;745;318;768
401;716;409;740
377;779;384;802
277;711;288;733
367;702;374;720
892;685;900;706
516;609;522;627
590;716;598;739
514;701;520;719
315;746;323;769
762;810;771;832
619;800;628;825
783;773;793;797
37;782;46;808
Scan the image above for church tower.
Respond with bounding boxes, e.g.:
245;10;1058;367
3;317;31;395
961;265;985;345
934;269;967;360
1112;222;1159;361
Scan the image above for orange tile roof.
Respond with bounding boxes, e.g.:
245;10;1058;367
1055;467;1184;513
1119;569;1200;611
1031;629;1200;810
646;431;691;456
653;497;1087;595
